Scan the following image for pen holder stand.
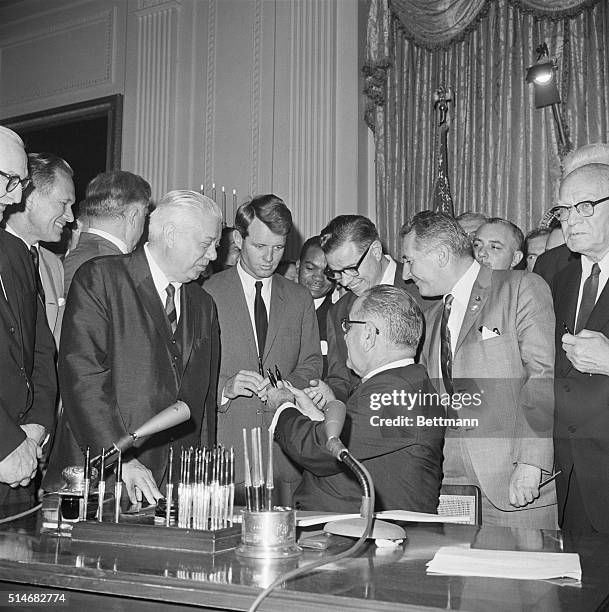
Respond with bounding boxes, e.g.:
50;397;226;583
236;507;302;559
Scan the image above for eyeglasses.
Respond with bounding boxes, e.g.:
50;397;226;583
0;170;31;194
340;317;380;335
551;195;609;222
325;242;373;281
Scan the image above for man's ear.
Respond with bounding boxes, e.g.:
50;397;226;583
370;239;383;262
295;260;301;274
511;250;524;269
163;221;177;247
436;244;451;268
233;229;243;250
363;322;379;352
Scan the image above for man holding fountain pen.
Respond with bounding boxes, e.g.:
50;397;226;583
266;285;445;513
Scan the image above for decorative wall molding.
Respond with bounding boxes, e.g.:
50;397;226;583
288;0;337;233
0;9;114;106
133;2;180;198
249;0;263;196
203;0;217;189
136;0;182;15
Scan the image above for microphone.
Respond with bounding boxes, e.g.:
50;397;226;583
324;400;347;459
91;401;190;466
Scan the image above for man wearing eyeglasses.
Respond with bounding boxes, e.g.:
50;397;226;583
552;146;609;533
269;285;444;513
0;126;57;518
309;215;433;404
3;153;75;347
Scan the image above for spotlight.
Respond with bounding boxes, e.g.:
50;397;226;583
526;61;560;108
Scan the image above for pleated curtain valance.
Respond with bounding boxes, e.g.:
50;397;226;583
388;0;603;49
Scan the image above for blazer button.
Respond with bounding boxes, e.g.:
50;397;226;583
568;425;576;434
171;339;176;344
173;355;178;361
18;412;24;419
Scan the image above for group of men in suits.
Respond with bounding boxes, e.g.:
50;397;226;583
3;115;609;534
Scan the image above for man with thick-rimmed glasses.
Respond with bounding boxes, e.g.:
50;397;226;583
552;144;609;534
0;126;56;518
309;215;433;404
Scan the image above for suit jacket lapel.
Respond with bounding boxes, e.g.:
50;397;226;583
179;285;197;373
38;249;58;327
0;239;18;327
454;266;491;355
555;261;581;377
263;275;284;361
426;302;443;379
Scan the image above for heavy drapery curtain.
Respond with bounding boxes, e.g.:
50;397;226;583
366;0;609;257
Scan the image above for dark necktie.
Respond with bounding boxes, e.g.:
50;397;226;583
575;263;601;334
29;245;45;304
440;294;454;395
165;284;177;335
254;281;268;364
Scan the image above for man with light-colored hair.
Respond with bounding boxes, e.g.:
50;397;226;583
551;144;609;533
0;126;56;517
4;152;75;345
45;190;221;505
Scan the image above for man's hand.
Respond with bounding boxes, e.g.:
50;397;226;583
121;458;162;505
20;424;47;446
562;330;609;375
224;370;265;400
508;463;541;507
292;386;325;421
0;438;39;487
303;379;336;409
266;386;295;411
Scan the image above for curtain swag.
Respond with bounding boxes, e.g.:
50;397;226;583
388;0;604;49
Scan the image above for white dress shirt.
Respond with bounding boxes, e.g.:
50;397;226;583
576;252;609;321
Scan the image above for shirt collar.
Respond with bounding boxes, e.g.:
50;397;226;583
380;254;397;285
237;260;273;293
86;228;129;254
144;243;181;297
448;260;480;305
581;250;609;277
362;357;415;382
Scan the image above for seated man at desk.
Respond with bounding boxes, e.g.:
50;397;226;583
268;285;445;513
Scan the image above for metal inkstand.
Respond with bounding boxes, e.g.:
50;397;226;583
236;368;302;561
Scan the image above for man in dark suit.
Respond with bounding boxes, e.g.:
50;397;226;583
0;126;57;517
310;215;433;404
45;190;221;504
551;154;609;533
269;285;444;512
204;195;322;505
63;171;151;297
295;235;338;377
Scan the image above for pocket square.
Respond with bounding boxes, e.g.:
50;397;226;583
479;325;500;340
58;297;65;307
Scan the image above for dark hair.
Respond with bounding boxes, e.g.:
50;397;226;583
299;235;324;261
524;227;550;254
83;171;151;219
483;217;525;252
234;194;292;238
357;285;423;350
27;152;73;195
400;210;472;257
319;215;379;254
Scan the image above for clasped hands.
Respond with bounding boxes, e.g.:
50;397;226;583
0;424;46;488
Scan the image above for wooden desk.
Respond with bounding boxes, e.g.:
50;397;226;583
0;512;607;611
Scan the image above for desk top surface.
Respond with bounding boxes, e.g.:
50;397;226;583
0;509;607;612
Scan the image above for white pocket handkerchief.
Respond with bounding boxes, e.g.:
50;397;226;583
480;325;500;340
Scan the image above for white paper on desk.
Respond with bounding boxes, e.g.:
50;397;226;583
427;546;582;581
296;510;466;527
